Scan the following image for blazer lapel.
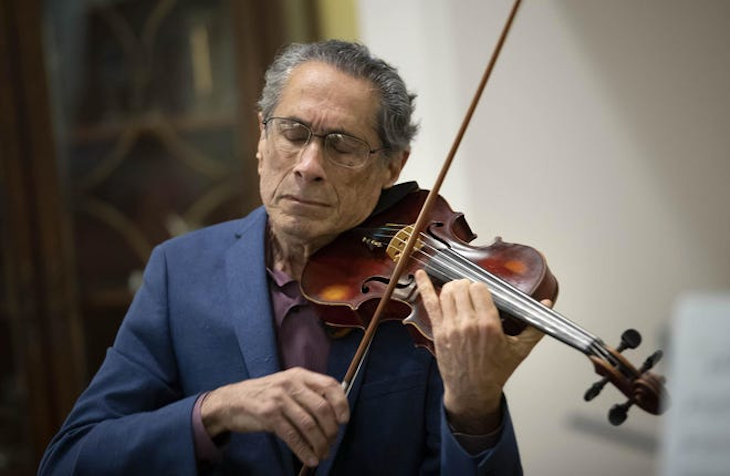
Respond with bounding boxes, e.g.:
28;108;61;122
225;209;294;474
225;208;281;378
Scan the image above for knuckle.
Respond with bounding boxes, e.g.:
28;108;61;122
454;278;470;289
285;367;304;380
321;375;340;388
480;317;502;337
471;281;488;293
437;327;456;345
441;281;455;294
268;386;286;403
281;425;301;445
312;398;331;417
298;414;318;433
259;401;277;419
273;417;292;436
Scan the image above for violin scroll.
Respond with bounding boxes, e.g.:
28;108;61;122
585;329;667;425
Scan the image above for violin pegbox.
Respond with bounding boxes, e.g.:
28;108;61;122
584;329;667;425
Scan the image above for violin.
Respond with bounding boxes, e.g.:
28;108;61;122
302;186;666;425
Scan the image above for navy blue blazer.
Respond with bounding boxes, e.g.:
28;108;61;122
39;204;523;475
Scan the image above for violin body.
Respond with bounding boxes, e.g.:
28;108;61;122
301;189;559;351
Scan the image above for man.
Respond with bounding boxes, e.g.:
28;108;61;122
39;40;546;475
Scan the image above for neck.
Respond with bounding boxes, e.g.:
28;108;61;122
267;226;329;281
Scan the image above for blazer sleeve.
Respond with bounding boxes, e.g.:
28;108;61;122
38;246;199;475
439;398;523;475
419;350;523;475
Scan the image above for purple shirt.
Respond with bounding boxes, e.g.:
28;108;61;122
267;266;331;374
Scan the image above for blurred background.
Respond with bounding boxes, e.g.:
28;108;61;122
1;0;728;475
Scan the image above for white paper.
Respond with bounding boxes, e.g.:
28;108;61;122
660;293;730;476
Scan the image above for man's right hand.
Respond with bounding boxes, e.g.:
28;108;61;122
200;367;350;467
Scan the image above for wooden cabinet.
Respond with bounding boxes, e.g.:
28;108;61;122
0;0;318;472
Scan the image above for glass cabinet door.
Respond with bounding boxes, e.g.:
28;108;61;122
44;0;318;382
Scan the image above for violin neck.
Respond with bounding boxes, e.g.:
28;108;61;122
426;248;604;358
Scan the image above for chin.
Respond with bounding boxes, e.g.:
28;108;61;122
276;217;330;242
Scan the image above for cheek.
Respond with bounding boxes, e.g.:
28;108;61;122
336;171;388;219
257;157;287;201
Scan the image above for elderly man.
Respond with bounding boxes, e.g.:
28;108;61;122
40;40;544;475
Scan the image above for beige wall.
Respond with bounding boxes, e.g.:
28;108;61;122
357;1;730;474
316;0;359;40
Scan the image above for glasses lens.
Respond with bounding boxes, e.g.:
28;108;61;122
325;134;369;168
269;119;309;154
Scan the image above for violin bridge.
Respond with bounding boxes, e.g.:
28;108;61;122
386;225;423;263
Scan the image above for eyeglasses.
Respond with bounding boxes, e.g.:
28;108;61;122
263;117;385;169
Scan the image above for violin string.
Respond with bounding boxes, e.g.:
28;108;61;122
373;227;591;341
433;246;601;354
380;237;581;348
428;247;595;352
368;226;609;357
363;226;615;362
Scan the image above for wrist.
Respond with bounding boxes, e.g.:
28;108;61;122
200;388;228;438
444;390;502;435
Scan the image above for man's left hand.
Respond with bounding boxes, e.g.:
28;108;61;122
414;269;550;435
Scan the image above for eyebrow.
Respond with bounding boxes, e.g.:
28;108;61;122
282;116;361;139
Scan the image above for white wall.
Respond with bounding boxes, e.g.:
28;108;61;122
357;1;730;474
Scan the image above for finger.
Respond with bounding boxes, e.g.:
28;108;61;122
444;279;476;323
540;298;554;309
291;381;342;442
272;411;320;467
415;270;443;328
319;382;349;425
280;392;331;462
438;279;468;326
302;372;349;425
470;281;502;331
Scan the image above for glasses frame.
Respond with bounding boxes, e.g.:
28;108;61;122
263;117;387;169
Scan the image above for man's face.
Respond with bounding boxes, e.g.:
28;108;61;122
257;61;405;249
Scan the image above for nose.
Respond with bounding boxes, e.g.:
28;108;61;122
293;136;327;182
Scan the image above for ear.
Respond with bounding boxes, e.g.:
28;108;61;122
382;150;409;189
256;112;266;174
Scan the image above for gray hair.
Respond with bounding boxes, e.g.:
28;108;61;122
258;40;418;156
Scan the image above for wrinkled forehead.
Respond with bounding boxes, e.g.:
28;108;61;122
276;61;381;132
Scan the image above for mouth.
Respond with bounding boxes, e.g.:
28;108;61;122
281;195;330;208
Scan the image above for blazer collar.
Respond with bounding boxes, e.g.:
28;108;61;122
225;207;281;379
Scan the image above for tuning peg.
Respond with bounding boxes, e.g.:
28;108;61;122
608;400;633;426
584;377;608;401
617;329;642;352
639;350;663;373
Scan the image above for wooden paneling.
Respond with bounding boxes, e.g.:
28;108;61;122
0;0;85;472
0;0;320;472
